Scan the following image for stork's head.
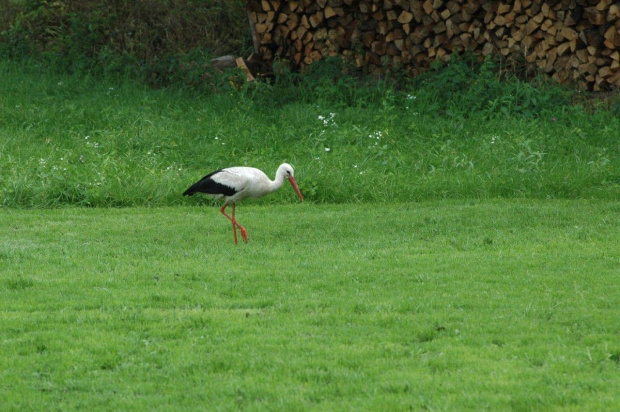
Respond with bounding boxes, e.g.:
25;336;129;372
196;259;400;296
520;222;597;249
278;163;304;202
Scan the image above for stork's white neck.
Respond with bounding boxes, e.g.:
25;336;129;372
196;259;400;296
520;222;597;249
270;165;288;192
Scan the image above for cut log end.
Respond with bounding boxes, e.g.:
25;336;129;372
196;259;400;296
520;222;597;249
244;0;620;91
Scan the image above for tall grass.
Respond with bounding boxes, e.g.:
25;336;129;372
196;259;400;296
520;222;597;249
1;58;619;208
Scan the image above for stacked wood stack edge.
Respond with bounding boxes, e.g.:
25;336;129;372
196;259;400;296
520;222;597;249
243;0;620;90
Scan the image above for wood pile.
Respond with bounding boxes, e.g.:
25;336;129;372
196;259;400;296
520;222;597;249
246;0;620;90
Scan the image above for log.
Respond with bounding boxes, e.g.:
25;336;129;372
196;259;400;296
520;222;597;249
211;55;237;70
244;0;620;90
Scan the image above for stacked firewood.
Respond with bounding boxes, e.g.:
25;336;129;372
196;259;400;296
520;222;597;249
246;0;620;90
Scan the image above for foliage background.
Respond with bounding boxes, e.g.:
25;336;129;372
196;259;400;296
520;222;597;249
0;0;252;84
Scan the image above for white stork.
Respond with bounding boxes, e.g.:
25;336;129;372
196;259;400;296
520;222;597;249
183;163;304;244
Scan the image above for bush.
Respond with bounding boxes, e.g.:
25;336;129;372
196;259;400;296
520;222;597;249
0;0;252;79
409;56;574;119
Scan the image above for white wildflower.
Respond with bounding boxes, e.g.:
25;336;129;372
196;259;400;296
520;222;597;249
319;113;337;127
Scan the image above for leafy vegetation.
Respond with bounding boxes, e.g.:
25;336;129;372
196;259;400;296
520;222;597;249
0;0;251;85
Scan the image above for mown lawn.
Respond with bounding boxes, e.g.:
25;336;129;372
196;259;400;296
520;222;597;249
2;200;619;411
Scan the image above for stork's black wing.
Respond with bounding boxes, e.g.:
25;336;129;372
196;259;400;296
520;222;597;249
182;169;237;197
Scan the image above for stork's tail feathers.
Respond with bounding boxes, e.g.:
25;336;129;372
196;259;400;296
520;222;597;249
183;170;221;196
183;169;237;198
182;185;197;196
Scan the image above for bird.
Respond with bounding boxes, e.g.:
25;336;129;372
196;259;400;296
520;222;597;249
183;163;304;244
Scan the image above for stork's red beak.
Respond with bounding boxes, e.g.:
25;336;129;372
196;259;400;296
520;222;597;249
288;176;304;202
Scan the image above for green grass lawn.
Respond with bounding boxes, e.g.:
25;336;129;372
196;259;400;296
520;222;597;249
1;56;619;411
2;200;619;411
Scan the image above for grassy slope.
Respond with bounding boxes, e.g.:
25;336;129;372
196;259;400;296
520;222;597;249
2;201;620;410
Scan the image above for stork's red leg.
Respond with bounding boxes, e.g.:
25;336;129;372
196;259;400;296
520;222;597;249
232;203;249;243
220;202;238;244
220;203;249;244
